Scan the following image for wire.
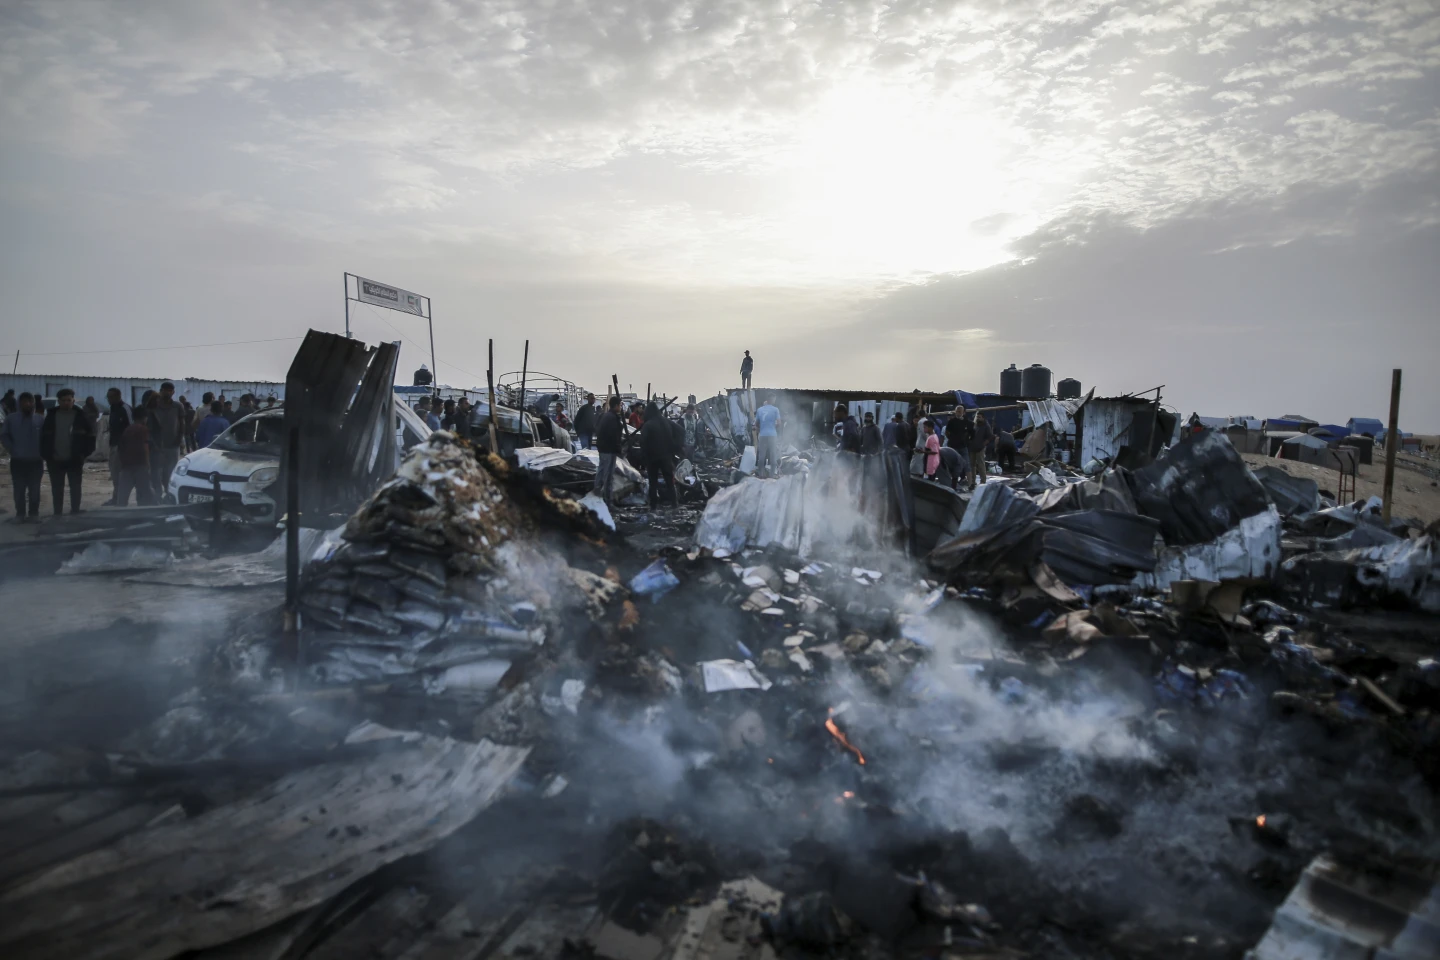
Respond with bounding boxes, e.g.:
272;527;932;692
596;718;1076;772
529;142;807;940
352;304;490;386
5;337;304;357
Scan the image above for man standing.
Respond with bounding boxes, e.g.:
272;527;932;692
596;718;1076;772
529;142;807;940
740;350;753;391
417;397;442;432
574;394;597;449
996;428;1018;473
115;412;154;506
1;392;45;521
147;381;185;496
681;404;702;459
452;397;474;440
594;396;623;505
642;402;678;508
754;395;782;478
0;389;16;416
104;388;133;505
882;413;903;449
969;413;993;488
860;412;883;454
41;388;96;515
943;407;973;487
235;394;258;421
196;401;230;448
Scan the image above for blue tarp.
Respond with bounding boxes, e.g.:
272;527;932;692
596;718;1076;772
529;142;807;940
1266;418;1312;432
1315;424;1350;438
952;389;983;410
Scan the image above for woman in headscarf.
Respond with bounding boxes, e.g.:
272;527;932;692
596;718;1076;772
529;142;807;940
922;419;941;479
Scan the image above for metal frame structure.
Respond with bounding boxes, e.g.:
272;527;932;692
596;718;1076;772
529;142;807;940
495;369;589;419
342;272;435;385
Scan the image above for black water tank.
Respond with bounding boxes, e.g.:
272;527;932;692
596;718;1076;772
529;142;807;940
1057;377;1081;400
1022;363;1052;397
1000;364;1023;397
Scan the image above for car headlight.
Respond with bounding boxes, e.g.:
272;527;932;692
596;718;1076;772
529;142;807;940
174;459;189;476
250;467;279;485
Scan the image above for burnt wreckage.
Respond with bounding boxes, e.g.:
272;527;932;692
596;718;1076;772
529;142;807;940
1;387;1438;960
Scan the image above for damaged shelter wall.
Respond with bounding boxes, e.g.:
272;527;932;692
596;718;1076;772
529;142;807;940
695;451;905;558
1075;398;1160;466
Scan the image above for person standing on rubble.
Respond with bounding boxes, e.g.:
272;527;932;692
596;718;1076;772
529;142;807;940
594;396;623;505
642;401;679;508
2;392;45;522
996;427;1018;473
754;395;782;478
833;404;861;453
574;393;598;449
42;388;96;515
740;350;753;391
682;404;702;459
970;413;992;487
861;412;883;454
146;381;185;497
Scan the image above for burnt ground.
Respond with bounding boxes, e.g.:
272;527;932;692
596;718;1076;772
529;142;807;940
0;505;1437;959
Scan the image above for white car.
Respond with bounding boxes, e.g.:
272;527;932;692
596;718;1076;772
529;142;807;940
169;397;434;522
169;410;285;521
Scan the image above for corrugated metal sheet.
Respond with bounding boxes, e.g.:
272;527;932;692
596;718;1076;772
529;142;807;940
1;375;284;409
1076;398;1154;466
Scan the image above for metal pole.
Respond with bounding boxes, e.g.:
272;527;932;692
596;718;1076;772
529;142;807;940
486;339;500;453
1381;368;1402;523
519;339;530;417
343;273;350;339
284;426;301;671
11;350;17;374
426;298;437;390
210;473;222;551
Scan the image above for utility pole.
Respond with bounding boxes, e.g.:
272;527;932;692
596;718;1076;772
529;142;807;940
1381;368;1402;524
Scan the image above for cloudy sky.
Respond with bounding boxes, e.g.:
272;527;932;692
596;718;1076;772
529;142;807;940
2;0;1437;426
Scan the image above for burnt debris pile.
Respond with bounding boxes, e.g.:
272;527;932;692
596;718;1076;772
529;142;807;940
2;429;1439;960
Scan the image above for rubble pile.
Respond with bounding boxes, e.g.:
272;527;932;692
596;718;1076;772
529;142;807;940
289;433;606;688
2;427;1438;960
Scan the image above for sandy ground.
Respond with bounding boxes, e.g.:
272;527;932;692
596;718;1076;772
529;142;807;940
0;459;118;543
1240;451;1440;526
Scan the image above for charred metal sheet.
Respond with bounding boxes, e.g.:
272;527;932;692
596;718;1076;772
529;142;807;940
278;330;400;519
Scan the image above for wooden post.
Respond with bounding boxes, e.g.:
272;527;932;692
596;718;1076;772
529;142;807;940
1381;368;1402;523
486;339;500;454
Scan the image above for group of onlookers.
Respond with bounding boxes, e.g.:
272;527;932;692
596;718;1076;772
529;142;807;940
0;384;276;521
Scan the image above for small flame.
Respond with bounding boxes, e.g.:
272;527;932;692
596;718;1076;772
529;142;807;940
825;714;866;765
1256;815;1266;828
843;790;855;799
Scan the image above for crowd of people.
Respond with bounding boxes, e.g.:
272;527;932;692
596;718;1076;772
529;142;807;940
0;384;279;521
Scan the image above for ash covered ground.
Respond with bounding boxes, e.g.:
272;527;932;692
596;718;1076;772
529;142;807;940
0;434;1437;960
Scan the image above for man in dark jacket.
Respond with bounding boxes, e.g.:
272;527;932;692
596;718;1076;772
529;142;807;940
740;351;753;390
41;388;97;515
833;404;861;453
969;413;993;488
641;402;678;508
147;381;185;497
860;412;883;454
0;389;16;416
593;396;624;504
573;394;597;449
104;387;133;505
1;392;46;521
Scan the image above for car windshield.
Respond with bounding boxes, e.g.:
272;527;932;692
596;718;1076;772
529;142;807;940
210;413;285;456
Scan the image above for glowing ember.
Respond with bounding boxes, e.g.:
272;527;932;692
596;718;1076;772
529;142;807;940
843;791;855;798
825;713;866;765
1256;815;1266;828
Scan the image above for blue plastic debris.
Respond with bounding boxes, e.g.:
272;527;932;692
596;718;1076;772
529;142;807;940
630;559;680;602
736;640;755;659
1028;613;1052;629
1154;660;1252;709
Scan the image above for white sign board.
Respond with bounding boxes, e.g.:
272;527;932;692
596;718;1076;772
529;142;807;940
356;276;425;317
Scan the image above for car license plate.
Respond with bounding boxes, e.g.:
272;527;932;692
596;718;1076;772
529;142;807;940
189;493;213;504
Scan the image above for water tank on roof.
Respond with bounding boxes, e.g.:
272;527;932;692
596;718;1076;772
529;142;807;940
1000;364;1023;397
1057;377;1081;400
1022;363;1052;398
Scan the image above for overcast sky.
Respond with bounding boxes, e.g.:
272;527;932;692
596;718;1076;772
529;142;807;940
2;0;1436;427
